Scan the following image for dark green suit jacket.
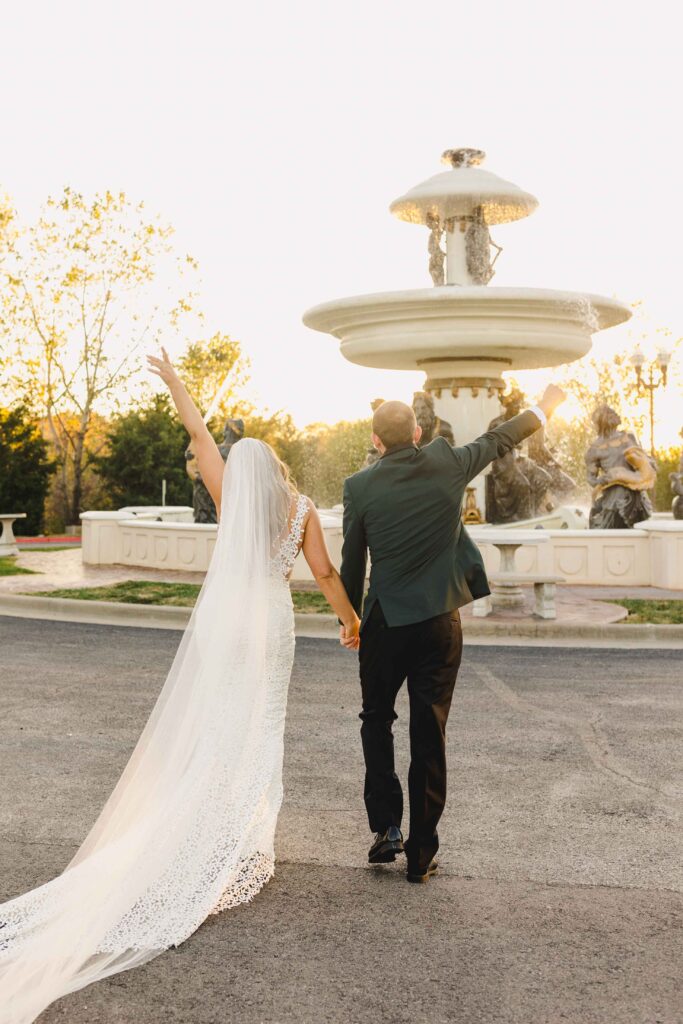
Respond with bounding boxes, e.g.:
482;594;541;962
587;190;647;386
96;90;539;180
340;409;543;629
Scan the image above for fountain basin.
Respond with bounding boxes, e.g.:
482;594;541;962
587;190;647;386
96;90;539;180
303;286;631;380
80;509;683;589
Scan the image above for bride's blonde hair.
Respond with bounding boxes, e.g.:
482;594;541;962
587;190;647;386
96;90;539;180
253;438;299;499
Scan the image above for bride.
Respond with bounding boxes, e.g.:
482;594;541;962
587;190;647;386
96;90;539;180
0;348;361;1024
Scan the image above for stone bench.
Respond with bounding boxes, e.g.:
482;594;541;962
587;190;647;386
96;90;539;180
0;513;27;558
473;573;565;620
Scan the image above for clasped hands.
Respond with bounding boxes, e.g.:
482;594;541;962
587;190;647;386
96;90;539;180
339;617;361;651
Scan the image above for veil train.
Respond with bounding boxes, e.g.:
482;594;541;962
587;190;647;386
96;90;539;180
0;439;295;1024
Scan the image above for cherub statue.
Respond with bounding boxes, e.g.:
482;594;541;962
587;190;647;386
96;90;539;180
464;206;502;285
426;213;445;286
585;405;656;529
439;150;503;286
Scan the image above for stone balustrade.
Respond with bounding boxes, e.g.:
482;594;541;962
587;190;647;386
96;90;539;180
79;508;683;589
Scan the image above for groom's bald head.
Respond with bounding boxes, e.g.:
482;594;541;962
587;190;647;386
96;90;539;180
372;401;421;453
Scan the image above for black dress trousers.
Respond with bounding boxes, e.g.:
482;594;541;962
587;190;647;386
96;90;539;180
358;600;463;873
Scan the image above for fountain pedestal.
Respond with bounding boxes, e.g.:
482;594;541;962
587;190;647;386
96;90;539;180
0;514;26;558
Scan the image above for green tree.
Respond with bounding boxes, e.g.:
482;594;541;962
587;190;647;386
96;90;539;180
172;335;309;484
0;404;55;534
298;419;371;506
93;394;193;508
175;332;250;422
41;410;112;533
653;445;681;512
0;187;200;525
244;410;306;486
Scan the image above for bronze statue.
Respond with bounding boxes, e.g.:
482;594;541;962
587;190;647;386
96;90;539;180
185;417;245;523
485;388;560;524
412;392;455;446
217;418;245;461
483;389;577;524
585;405;656;529
488;386;524;429
486;449;536;523
516;452;554;515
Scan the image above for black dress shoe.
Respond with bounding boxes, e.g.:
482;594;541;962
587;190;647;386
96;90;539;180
406;859;438;883
368;826;404;864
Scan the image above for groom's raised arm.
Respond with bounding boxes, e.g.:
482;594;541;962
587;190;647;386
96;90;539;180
450;384;566;484
340;479;367;619
451;408;543;483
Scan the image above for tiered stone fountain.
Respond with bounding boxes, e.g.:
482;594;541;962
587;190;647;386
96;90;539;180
303;148;631;514
80;150;683;593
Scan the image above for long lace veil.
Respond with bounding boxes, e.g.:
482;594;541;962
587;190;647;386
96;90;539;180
0;438;293;1024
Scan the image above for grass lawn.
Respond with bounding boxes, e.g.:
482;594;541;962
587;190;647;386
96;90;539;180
0;557;38;576
24;579;334;614
17;579;683;625
291;590;333;614
27;580;201;607
613;599;683;625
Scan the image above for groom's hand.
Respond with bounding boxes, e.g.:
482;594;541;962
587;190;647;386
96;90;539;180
537;384;566;420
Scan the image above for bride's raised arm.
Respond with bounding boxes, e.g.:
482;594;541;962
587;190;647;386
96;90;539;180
146;347;226;517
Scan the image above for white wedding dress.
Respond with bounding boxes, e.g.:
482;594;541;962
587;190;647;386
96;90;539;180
0;439;308;1024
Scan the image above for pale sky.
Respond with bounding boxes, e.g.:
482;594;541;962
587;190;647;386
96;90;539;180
3;1;681;436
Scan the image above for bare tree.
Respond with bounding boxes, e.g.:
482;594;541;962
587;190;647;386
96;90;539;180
0;187;200;525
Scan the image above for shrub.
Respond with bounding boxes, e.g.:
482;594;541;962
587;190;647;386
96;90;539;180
0;404;55;534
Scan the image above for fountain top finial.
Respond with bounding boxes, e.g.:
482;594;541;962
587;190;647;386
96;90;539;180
441;148;486;169
390;149;538;226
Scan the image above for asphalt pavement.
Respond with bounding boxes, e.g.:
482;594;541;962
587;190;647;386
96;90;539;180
0;617;681;1023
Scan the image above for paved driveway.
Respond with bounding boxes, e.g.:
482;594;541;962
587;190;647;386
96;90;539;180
0;617;681;1023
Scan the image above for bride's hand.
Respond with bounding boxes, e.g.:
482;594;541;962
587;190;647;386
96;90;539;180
339;616;360;651
146;346;178;388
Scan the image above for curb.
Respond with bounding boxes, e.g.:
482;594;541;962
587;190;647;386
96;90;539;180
0;594;343;637
303;612;683;645
1;593;682;646
0;593;191;631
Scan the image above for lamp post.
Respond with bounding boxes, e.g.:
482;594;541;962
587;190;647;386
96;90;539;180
629;345;671;455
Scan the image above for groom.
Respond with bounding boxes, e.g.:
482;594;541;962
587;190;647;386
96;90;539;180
339;385;565;882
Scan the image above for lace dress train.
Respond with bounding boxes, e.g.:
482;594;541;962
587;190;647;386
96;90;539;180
0;451;309;1024
208;497;305;913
